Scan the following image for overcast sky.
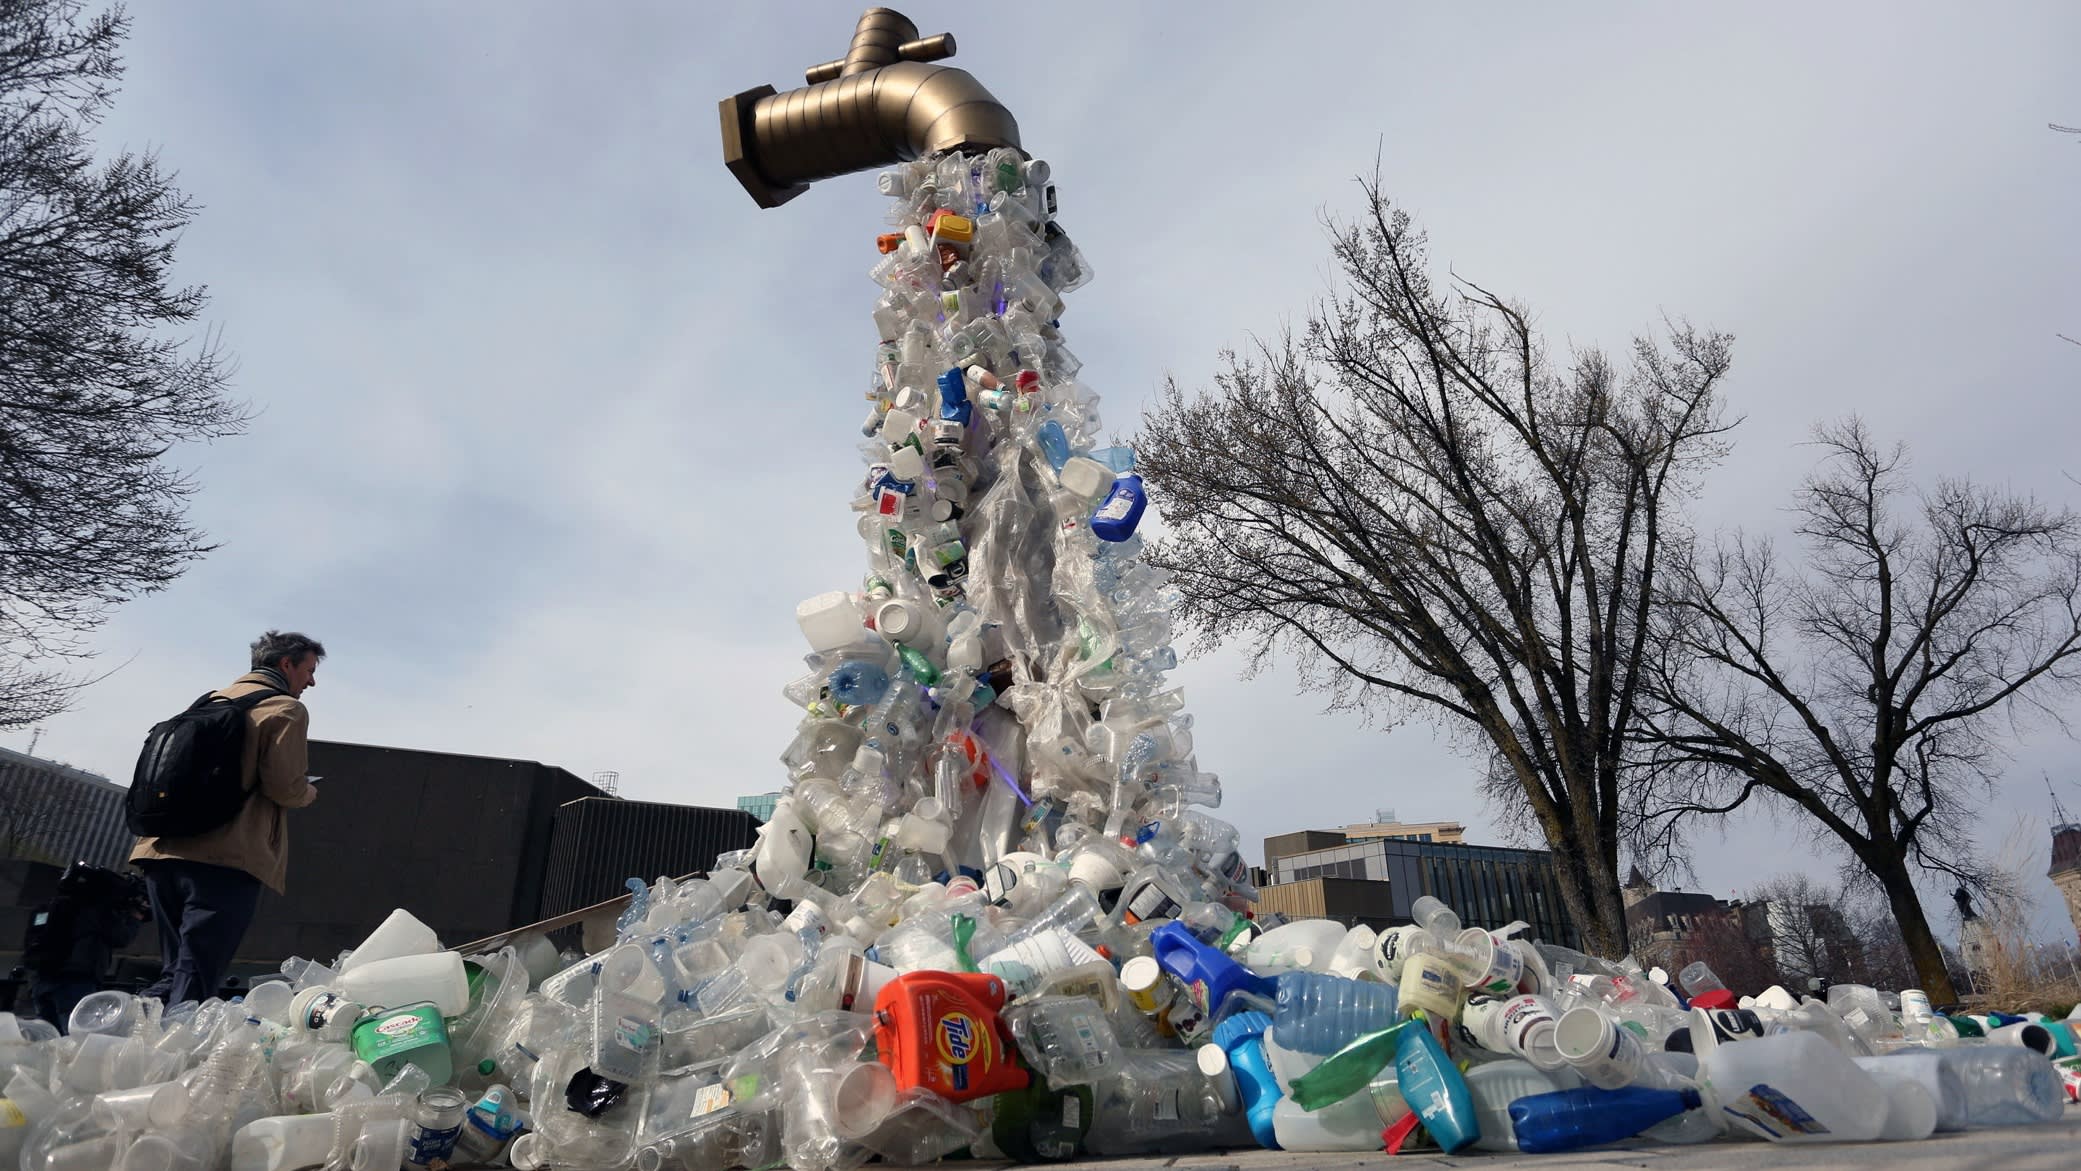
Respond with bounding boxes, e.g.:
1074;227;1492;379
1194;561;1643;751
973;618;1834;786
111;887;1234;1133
11;2;2079;940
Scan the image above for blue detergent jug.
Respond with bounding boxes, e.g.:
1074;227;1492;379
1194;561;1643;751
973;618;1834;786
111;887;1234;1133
1150;922;1276;1019
1213;1010;1282;1149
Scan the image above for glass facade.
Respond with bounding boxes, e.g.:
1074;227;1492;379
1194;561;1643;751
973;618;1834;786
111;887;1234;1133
1271;836;1577;947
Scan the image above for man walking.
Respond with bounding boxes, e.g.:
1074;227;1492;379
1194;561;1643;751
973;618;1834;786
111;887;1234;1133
131;631;324;1005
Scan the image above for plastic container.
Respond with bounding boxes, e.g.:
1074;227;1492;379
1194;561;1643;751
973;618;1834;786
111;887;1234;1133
1269;1091;1380;1151
795;592;863;652
873;971;1028;1102
336;951;469;1017
1272;970;1398;1055
405;1086;468;1170
1003;996;1119;1086
1553;1007;1644;1089
1242;919;1346;974
1698;1028;1886;1143
350;1003;453;1087
341;909;442;972
1464;1060;1560;1151
591;944;664;1084
1460;993;1564;1069
1088;474;1147;542
1394;1020;1478;1153
1212;1012;1280;1150
1151;922;1277;1020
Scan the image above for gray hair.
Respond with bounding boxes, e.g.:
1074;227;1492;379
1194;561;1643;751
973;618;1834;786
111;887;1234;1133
250;630;327;671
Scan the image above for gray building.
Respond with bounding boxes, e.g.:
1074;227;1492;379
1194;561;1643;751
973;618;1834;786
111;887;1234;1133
0;746;131;871
1259;828;1578;947
539;796;762;923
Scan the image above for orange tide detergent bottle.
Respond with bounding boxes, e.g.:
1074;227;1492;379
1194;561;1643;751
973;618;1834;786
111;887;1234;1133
874;971;1029;1102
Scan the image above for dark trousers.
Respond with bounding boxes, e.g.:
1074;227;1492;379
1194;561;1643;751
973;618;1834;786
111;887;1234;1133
138;859;262;1006
29;978;97;1033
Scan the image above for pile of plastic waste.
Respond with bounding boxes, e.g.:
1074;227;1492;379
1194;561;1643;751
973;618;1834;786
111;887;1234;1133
2;149;2073;1169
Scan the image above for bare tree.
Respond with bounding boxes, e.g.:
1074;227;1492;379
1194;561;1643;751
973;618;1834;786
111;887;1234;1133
1742;873;1865;991
0;0;247;729
1134;175;1735;956
1634;419;2081;1001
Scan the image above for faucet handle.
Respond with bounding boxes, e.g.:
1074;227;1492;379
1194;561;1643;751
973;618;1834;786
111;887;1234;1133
804;31;956;84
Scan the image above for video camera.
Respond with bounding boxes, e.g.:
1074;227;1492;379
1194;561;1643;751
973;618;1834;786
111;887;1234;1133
57;861;149;918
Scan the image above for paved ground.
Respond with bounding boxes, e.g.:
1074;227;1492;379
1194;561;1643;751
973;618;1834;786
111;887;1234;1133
1022;1109;2079;1171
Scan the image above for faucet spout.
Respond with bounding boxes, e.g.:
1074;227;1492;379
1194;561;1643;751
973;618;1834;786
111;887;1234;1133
719;8;1020;209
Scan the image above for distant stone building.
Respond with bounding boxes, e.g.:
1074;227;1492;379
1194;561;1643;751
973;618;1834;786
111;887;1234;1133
2050;820;2081;945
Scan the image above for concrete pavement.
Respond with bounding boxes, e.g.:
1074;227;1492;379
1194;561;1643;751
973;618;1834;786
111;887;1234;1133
1024;1109;2079;1171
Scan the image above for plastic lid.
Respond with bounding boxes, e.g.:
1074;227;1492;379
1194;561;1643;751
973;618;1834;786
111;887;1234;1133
1290;947;1315;970
478;1058;497;1075
1195;1044;1229;1077
1119;955;1160;992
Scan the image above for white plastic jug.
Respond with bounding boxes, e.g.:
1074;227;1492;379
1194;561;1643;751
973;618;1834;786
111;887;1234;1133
341;909;441;972
336;952;469;1017
1243;919;1345;975
795;592;863;652
1269;1092;1382;1151
1465;1059;1560;1151
1697;1026;1887;1143
232;1114;336;1171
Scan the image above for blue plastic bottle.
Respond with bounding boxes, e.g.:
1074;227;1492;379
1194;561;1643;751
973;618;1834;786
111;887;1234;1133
1508;1086;1701;1154
1272;971;1398;1055
937;368;972;425
1213;1011;1282;1149
1396;1023;1479;1153
826;657;891;706
1149;922;1276;1019
1036;418;1070;470
1089;474;1147;542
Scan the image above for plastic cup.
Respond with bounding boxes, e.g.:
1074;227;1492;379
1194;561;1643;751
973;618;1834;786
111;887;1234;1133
1553;1007;1644;1089
1678;961;1725;998
830;1061;899;1139
1409;896;1460;939
1462;994;1563;1070
241;980;295;1024
1453;928;1525;995
92;1080;189;1129
1372;925;1433;988
116;1134;192;1171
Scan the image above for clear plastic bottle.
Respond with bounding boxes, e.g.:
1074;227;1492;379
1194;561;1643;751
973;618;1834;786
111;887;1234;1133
1272;971;1399;1055
1938;1046;2065;1127
1080;1049;1246;1156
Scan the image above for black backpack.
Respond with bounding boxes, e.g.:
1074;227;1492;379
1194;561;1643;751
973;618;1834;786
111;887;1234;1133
127;686;282;838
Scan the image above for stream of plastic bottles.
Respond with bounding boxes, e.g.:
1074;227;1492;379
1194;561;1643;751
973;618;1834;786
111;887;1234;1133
1;149;2071;1169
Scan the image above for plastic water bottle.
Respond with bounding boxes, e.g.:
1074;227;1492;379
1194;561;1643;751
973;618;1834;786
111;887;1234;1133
1272;971;1398;1055
1940;1047;2065;1127
1509;1085;1703;1153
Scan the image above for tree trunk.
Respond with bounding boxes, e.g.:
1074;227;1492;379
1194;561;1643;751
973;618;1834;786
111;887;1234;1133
1871;854;1957;1003
1550;841;1629;957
